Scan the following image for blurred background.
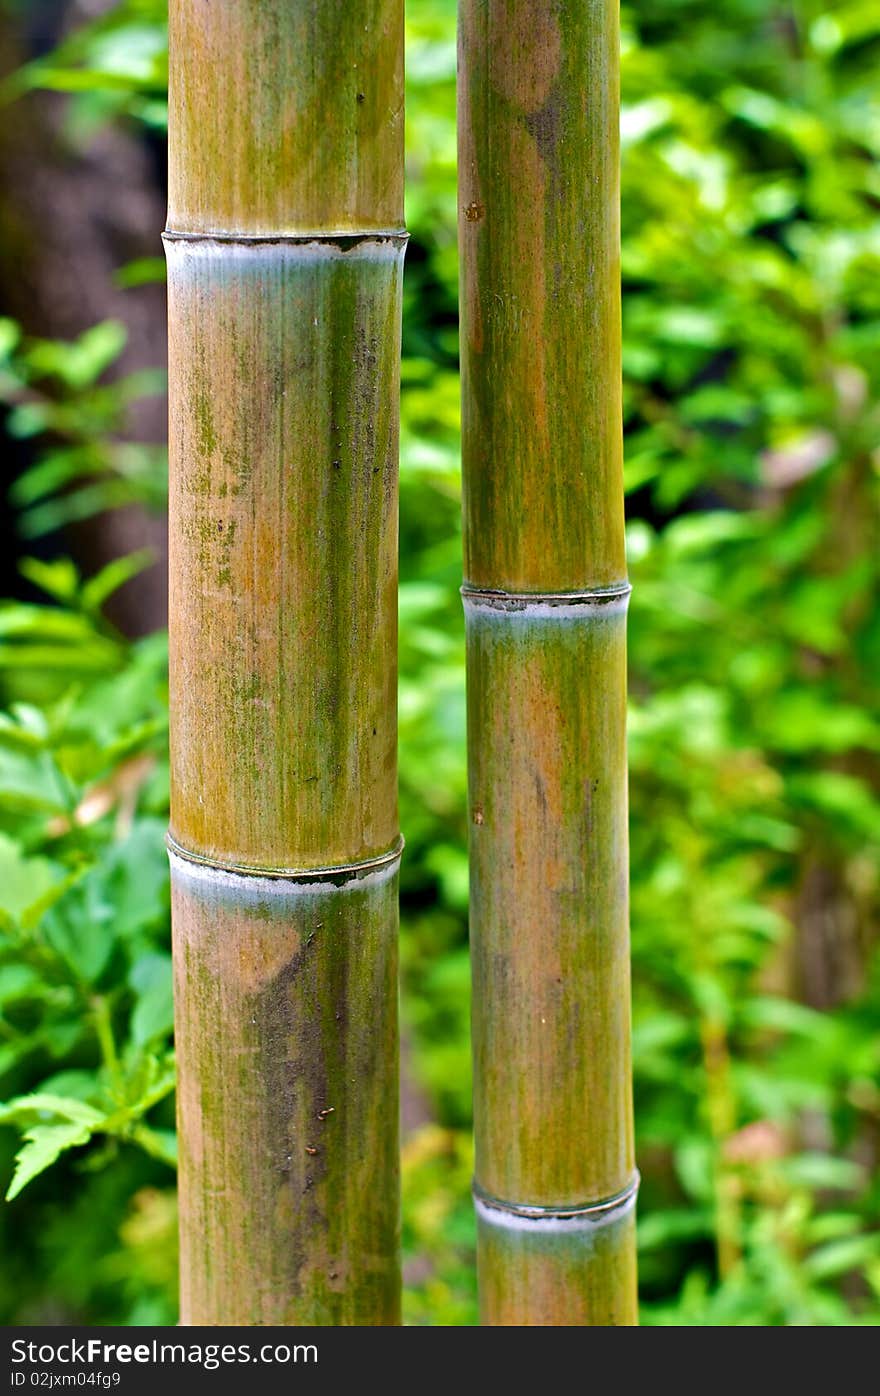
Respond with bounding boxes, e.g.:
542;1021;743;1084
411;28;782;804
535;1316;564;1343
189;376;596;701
0;0;877;1325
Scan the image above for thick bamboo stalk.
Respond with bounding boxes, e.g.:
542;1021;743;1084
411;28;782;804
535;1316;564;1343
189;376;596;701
458;0;638;1324
165;0;405;1326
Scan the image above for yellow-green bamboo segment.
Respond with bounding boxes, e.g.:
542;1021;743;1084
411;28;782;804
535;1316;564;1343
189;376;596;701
165;0;405;1325
459;0;638;1324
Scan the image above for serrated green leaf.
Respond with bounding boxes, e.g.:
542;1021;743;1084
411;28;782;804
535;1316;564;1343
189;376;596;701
0;1093;105;1127
5;1121;94;1200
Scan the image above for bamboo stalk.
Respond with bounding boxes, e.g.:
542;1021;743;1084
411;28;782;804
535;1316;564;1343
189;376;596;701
165;1;405;1325
458;0;638;1324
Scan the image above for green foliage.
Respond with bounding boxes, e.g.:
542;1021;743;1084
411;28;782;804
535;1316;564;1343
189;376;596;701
2;0;168;134
0;0;878;1326
0;556;173;1318
0;318;166;537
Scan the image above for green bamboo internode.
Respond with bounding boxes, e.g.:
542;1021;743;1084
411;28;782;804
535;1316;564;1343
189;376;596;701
459;0;638;1324
165;0;405;1325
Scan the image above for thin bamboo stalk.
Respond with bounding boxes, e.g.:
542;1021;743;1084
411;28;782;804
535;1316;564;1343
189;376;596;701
458;0;638;1324
165;0;405;1325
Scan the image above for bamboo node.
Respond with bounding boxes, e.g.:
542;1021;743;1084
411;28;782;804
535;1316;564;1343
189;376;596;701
166;832;404;886
461;584;631;616
473;1172;640;1233
162;229;409;249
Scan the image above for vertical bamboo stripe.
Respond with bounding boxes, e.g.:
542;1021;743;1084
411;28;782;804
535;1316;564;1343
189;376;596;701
459;0;638;1325
166;0;405;1325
